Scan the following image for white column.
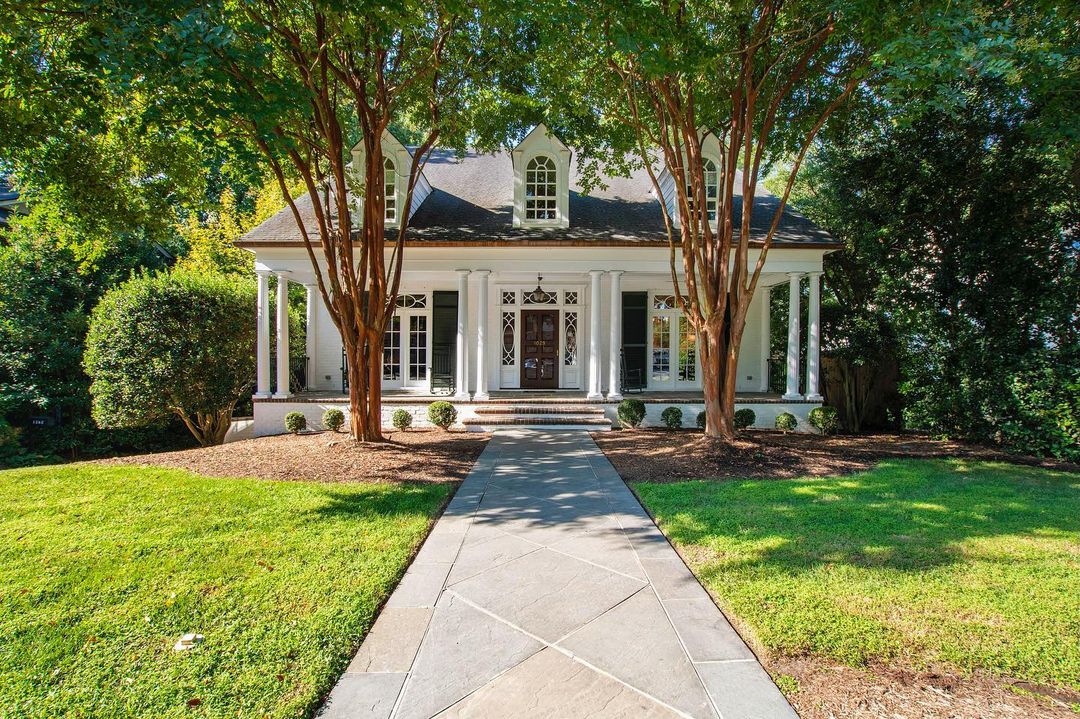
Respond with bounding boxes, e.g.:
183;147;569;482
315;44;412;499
255;270;271;398
473;270;491;400
304;283;318;390
759;288;771;392
607;271;623;400
805;271;823;400
273;271;291;399
587;270;604;400
783;272;802;400
454;269;471;400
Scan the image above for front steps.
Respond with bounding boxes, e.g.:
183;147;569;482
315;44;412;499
462;404;612;431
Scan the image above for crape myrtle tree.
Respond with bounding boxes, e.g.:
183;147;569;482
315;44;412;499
103;0;513;441
539;0;976;439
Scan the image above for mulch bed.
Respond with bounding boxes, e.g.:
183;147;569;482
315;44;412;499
775;656;1080;719
103;429;489;484
592;429;1078;482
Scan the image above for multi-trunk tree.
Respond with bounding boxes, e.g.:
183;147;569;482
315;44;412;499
539;0;976;439
89;0;512;441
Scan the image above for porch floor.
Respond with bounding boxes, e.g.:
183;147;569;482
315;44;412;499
258;390;819;404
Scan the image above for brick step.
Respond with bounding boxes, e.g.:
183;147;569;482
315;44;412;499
473;405;606;416
461;415;612;428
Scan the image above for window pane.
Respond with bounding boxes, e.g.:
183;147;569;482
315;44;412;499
409;315;427;381
678;316;696;382
652;316;670;383
502;312;516;365
383;315;400;380
564;312;577;366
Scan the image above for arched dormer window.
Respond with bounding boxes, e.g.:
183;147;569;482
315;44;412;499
525;155;558;222
383;157;397;223
685;158;718;223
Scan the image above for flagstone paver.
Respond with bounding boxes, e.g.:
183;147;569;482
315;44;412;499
320;430;798;719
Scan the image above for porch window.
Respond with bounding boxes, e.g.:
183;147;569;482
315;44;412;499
525;156;558;222
383;315;401;379
678;316;696;382
396;293;427;309
408;315;427;381
651;316;671;383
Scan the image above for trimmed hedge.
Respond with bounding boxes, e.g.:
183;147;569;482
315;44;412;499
284;412;307;434
427;401;457;429
775;412;797;432
617;399;647;428
660;406;683;429
734;408;756;430
322;408;345;432
392;408;413;431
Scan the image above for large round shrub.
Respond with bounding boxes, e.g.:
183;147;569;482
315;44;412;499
808;406;839;435
322;408;345;432
392;408;413;431
284;411;306;434
660;406;683;429
734;408;756;430
427;401;457;429
84;270;255;447
775;412;798;432
617;399;647;428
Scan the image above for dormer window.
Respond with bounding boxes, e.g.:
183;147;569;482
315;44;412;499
383;157;397;224
525;156;558;222
686;158;718;223
512;124;571;229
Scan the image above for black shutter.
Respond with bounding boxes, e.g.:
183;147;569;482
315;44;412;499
622;292;648;385
431;291;458;392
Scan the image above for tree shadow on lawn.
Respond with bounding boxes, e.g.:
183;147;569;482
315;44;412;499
302;481;453;523
634;458;1080;574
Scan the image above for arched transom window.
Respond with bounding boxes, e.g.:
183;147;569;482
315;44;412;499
686;158;718;223
383;157;397;223
525;155;557;222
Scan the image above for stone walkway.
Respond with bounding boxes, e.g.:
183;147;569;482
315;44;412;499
321;430;798;719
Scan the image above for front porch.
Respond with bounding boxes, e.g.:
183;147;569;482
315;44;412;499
252;389;823;434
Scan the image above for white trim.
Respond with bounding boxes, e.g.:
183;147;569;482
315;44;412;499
255;270;272;398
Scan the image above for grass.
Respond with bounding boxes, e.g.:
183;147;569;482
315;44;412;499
0;464;451;719
633;459;1080;691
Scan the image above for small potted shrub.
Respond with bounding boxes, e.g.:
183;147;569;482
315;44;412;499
427;401;457;430
775;412;797;433
734;408;756;430
392;408;413;431
660;406;683;429
808;406;839;435
284;411;307;434
322;408;345;433
617;398;646;428
696;410;706;429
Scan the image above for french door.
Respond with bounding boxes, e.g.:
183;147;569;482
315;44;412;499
383;310;430;390
649;313;698;390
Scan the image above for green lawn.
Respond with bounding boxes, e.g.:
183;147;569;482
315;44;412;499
634;459;1080;691
0;464;451;719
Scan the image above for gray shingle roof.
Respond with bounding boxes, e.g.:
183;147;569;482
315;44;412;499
238;150;835;246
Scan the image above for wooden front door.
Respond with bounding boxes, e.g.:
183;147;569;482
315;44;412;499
521;310;559;389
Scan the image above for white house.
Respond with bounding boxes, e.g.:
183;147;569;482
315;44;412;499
237;125;836;434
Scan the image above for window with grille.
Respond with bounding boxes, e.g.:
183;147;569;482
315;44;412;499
685;158;717;223
564;312;578;366
384;157;397;223
525;156;558;222
383;315;401;380
502;312;515;366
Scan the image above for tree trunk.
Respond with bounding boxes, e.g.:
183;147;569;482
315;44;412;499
699;326;736;439
178;407;235;447
346;328;387;442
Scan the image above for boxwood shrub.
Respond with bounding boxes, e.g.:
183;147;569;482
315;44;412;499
427;401;457;430
775;412;797;432
321;408;345;432
660;406;683;429
617;399;647;428
284;412;307;434
392;408;413;431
